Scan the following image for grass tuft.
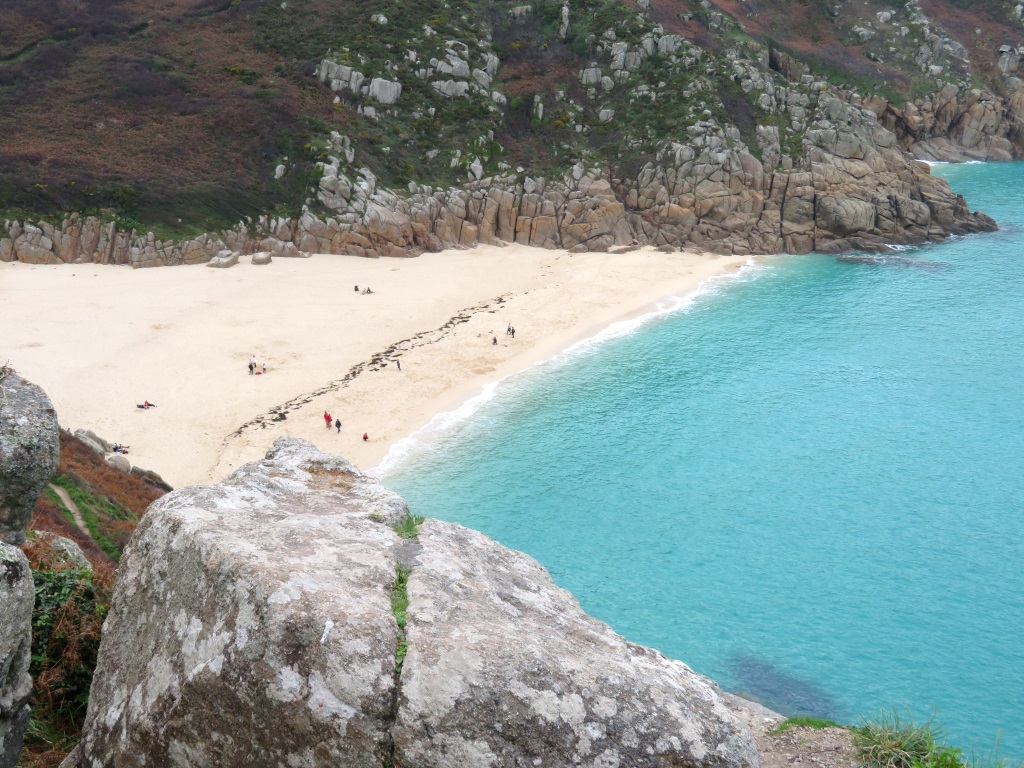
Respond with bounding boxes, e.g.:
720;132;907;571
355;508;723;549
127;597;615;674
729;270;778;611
392;515;425;539
854;710;964;768
771;716;845;734
391;566;411;675
391;567;410;630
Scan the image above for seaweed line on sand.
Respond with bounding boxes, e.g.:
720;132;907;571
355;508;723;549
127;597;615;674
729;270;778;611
225;296;509;439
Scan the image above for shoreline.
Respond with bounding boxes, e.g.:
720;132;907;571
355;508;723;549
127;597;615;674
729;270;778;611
0;245;751;488
371;256;762;478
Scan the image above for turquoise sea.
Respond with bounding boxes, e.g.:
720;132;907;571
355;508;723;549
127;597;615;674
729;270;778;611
383;162;1024;759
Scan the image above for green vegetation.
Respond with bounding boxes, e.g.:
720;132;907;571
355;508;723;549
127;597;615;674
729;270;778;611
51;474;137;562
771;716;844;733
44;486;76;528
767;711;1021;768
19;538;114;767
393;515;425;539
0;0;1016;239
391;566;411;674
854;711;967;768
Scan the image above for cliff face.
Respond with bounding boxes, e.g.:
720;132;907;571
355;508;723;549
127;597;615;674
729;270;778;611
0;0;1011;263
867;82;1024;162
66;437;759;768
0;88;996;265
0;373;60;768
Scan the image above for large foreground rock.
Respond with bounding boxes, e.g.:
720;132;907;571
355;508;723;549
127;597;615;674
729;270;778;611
0;544;33;768
75;439;408;767
395;519;759;767
70;438;758;768
1;373;58;767
1;373;60;545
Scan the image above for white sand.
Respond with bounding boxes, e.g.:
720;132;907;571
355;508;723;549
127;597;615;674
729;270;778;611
0;246;748;488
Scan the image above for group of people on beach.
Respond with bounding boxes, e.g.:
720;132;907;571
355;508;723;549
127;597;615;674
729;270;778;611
354;285;374;294
324;411;369;442
492;322;518;345
248;355;267;376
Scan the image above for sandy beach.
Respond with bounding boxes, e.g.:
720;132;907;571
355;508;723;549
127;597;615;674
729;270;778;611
0;245;748;488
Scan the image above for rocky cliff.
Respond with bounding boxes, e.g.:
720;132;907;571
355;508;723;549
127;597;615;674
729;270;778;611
0;372;60;768
64;437;759;768
0;94;996;265
0;0;1010;266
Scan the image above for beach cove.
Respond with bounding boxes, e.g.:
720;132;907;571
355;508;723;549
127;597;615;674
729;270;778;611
383;162;1024;760
0;245;746;489
3;165;1020;763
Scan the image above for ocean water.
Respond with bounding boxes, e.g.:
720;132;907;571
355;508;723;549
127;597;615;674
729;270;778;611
383;162;1024;759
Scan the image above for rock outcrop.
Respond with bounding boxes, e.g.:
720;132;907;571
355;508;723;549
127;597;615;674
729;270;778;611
31;531;92;570
395;519;759;767
105;454;130;473
865;82;1024;162
0;544;33;768
68;438;758;768
0;77;998;267
206;249;240;269
1;373;60;546
0;373;59;768
73;429;109;456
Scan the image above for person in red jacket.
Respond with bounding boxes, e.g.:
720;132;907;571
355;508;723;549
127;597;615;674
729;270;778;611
362;432;369;441
324;411;332;429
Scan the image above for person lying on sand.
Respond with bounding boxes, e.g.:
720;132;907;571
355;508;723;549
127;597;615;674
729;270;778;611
137;400;157;409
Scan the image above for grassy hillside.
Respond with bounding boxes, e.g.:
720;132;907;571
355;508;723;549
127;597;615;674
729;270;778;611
18;431;167;766
1;0;1020;236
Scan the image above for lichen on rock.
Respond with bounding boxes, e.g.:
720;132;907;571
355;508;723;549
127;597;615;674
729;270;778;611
395;519;759;768
1;373;61;546
0;543;34;768
69;438;759;768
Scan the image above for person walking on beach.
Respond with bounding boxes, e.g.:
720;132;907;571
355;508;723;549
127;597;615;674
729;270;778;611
362;432;369;442
506;323;512;336
262;361;267;375
492;336;498;345
510;326;515;339
248;361;254;375
324;411;332;429
396;359;401;371
335;418;341;433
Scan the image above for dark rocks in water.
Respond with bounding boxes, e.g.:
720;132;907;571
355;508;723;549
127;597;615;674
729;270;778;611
729;655;840;720
835;254;949;271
